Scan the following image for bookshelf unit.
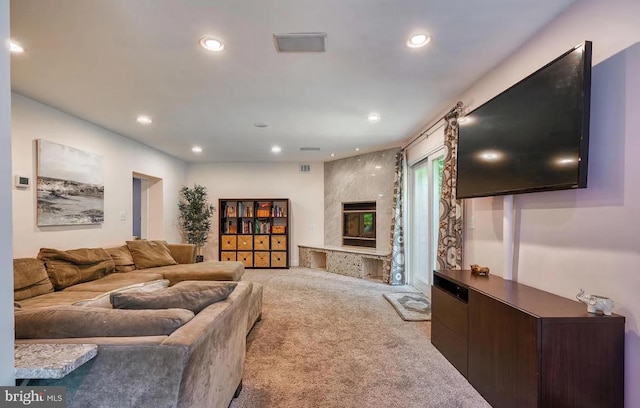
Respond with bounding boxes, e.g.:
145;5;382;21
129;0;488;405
219;198;289;269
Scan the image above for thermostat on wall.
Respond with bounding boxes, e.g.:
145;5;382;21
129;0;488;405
15;175;30;188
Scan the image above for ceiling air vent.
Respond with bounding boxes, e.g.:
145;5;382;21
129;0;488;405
300;147;321;151
273;33;327;53
299;164;311;173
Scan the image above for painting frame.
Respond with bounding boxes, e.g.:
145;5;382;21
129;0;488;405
36;139;104;226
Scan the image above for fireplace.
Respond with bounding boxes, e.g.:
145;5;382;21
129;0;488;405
342;201;376;248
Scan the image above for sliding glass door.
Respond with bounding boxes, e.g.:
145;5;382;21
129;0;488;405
408;149;444;294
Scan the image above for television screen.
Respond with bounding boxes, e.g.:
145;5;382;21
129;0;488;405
456;41;592;199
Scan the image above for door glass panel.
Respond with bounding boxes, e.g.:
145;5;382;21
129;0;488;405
409;149;445;291
411;163;429;288
431;156;444;271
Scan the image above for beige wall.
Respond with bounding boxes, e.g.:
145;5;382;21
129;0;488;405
324;148;399;252
0;0;14;385
439;1;640;405
187;161;325;265
11;94;188;257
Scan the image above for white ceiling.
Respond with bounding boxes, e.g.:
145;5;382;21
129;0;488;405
10;0;577;163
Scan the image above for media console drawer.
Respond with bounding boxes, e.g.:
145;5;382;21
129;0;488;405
432;285;468;340
432;316;468;377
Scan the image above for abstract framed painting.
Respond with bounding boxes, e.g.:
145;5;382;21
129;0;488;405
36;139;104;226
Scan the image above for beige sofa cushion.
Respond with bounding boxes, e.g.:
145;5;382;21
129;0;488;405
111;282;237;313
38;247;115;290
13;258;54;301
166;243;196;264
18;291;118;309
105;245;137;272
73;279;170;308
15;306;194;339
127;240;178;269
62;271;164;292
133;261;244;285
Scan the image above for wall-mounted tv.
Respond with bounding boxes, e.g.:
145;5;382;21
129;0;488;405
456;41;592;199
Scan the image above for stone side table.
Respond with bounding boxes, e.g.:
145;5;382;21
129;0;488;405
15;343;98;385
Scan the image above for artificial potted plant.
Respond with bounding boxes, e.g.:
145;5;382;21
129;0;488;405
178;184;215;262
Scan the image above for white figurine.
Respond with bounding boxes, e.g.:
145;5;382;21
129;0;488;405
576;289;614;316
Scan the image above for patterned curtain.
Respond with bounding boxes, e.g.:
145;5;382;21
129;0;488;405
436;108;464;271
389;151;405;285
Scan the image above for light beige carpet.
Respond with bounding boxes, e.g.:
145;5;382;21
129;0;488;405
231;267;490;408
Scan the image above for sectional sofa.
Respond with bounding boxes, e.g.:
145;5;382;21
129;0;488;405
13;240;263;408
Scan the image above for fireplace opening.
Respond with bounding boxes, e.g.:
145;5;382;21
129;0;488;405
342;201;376;248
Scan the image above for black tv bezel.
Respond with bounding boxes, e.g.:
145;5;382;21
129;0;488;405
455;41;592;200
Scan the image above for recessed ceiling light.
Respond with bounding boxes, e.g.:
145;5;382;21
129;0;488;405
367;113;381;122
254;123;269;128
271;146;282;153
407;34;431;48
375;165;382;170
136;115;152;125
192;146;203;153
200;37;225;52
9;41;24;53
330;153;335;157
355;148;360;151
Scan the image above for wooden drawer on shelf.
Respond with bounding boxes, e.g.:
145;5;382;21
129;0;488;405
254;235;270;251
254;252;270;268
271;251;287;268
271;235;287;251
272;225;286;234
237;251;253;268
237;235;253;250
220;251;237;262
221;235;237;250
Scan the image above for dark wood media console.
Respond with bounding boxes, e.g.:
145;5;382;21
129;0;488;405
432;270;625;408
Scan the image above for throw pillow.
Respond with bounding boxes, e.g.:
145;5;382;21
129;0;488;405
14;306;194;339
13;258;54;301
105;245;137;272
38;247;115;290
72;279;170;308
126;240;178;269
111;282;237;314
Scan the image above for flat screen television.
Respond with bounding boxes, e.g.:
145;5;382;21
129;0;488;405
456;41;592;199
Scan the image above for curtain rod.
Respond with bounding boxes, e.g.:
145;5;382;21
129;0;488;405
404;101;463;150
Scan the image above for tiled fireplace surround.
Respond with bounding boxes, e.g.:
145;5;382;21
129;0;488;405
299;147;399;283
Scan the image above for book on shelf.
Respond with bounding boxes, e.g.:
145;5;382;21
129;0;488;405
224;204;237;218
241;220;254;234
271;205;286;217
254;220;271;234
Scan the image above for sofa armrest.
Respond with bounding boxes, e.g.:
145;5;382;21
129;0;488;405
167;244;196;264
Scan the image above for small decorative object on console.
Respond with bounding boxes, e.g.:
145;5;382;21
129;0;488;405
470;264;490;276
576;289;614;316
